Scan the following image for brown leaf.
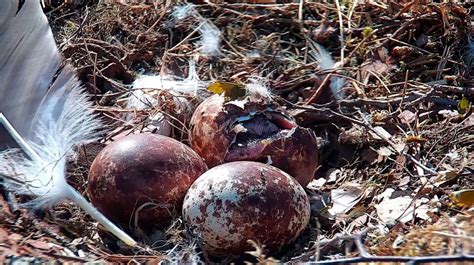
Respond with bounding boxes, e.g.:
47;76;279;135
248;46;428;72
360;59;395;76
450;189;474;207
392;46;416;59
398;110;416;124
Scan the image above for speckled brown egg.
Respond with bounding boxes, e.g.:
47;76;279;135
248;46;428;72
87;133;208;230
189;94;318;187
182;161;310;256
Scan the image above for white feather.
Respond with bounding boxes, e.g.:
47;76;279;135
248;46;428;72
132;74;204;95
171;3;196;20
245;77;272;98
172;4;221;56
307;38;346;100
131;60;207;97
126;89;158;111
196;21;221;56
126;60;207;136
308;40;336;71
0;81;101;207
0;0;136;246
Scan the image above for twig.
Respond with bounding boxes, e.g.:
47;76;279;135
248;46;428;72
305;73;332;104
407;154;437;175
432;84;474;96
334;0;345;64
58;8;89;50
298;0;304;27
387;37;466;67
436;45;452;80
397;70;409;111
146;0;172;33
1;186;20;215
291;229;474;264
344;29;378;64
313;254;474;264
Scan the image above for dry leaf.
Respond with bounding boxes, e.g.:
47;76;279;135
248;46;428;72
328;183;365;216
377;47;390;63
392;46;416;59
405;135;427;144
208;81;246;101
377;146;393;163
360;59;395;76
361;148;378;164
307;178;327;190
370;126;392;140
434;170;458;187
375;189;430;225
398;176;411;187
326;168;342;184
347;214;369;233
450;189;474;207
398;110;416;124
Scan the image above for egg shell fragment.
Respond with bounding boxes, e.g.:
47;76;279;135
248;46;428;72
182;161;311;256
87;133;208;230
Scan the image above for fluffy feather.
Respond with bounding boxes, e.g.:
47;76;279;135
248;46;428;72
126;89;158;111
131;60;207;97
196;21;221;56
0;0;136;246
171;4;221;56
171;3;196;20
245;77;272;98
125;60;207;136
307;38;346;100
0;80;101;207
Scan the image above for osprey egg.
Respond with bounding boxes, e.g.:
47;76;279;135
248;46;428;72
87;133;208;230
182;161;310;256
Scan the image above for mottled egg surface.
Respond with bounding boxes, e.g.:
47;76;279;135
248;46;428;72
182;161;310;256
189;94;318;187
88;133;208;230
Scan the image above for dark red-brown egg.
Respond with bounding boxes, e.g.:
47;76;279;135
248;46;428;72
182;161;310;256
87;133;208;230
189;94;318;187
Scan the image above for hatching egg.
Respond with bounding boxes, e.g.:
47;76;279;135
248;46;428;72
189;94;318;187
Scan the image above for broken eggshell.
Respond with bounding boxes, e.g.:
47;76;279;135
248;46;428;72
182;161;310;256
87;133;208;230
189;94;318;186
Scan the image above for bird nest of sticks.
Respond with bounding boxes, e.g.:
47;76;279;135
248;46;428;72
1;0;473;263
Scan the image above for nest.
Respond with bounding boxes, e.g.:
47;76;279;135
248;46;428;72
1;0;473;263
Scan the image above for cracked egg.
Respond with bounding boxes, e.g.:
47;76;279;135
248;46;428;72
87;133;208;230
182;161;310;256
189;94;318;186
